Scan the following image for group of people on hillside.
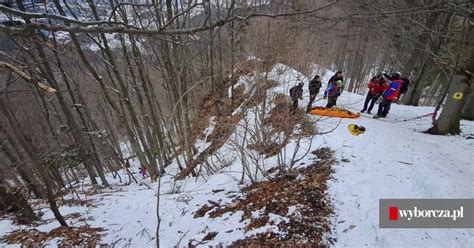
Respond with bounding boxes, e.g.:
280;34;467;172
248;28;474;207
289;71;343;113
289;70;408;118
362;71;409;118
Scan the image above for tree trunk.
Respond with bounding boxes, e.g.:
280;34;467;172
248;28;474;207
0;123;44;198
461;81;474;120
0;180;38;224
402;12;441;104
407;59;428;106
15;0;99;185
428;22;473;135
52;45;110;187
0;98;67;226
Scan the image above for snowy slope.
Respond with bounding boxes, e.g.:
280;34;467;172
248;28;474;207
0;64;472;247
309;93;474;247
259;65;474;247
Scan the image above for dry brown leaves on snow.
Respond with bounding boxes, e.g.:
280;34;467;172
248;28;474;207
194;148;336;247
1;225;104;247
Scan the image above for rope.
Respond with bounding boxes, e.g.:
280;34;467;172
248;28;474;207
340;98;365;107
307;96;364;107
393;112;434;122
364;112;434;123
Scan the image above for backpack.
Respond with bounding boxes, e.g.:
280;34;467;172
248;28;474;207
309;79;321;92
289;86;295;97
400;78;410;94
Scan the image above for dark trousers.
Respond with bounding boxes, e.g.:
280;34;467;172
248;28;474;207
326;95;338;108
307;91;319;110
291;99;299;112
377;98;392;117
362;93;380;112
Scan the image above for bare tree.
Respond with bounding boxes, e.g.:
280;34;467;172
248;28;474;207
428;18;472;135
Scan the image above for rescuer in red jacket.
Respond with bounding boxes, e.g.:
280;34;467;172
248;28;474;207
374;72;404;118
361;74;388;114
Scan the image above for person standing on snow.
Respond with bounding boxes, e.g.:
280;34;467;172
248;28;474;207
139;166;148;178
328;71;344;86
361;74;388;114
306;75;322;112
324;71;344;108
374;71;404;118
289;82;304;112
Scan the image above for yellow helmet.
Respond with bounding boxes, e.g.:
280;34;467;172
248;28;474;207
348;124;366;136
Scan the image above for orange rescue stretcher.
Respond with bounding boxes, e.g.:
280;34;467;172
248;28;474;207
308;106;360;118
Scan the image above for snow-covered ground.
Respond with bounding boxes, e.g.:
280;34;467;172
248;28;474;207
276;66;474;247
317;94;474;247
0;64;472;247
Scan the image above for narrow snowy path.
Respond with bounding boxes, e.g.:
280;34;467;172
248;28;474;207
309;92;474;247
